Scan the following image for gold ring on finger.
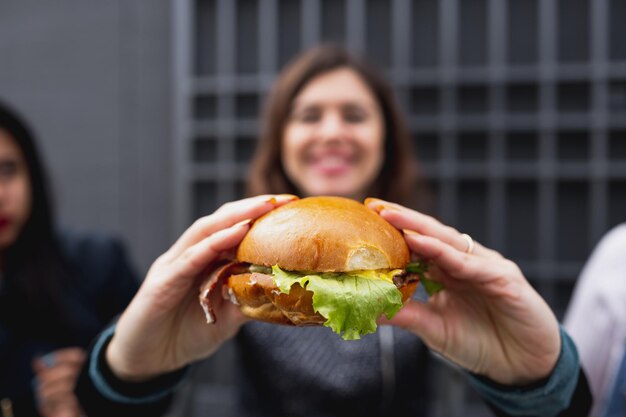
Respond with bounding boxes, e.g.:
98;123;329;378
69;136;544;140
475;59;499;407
461;233;475;255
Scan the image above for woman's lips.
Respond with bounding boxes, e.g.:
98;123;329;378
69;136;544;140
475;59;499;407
0;217;11;230
310;154;353;176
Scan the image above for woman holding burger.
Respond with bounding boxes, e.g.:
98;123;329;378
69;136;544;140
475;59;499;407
74;45;591;416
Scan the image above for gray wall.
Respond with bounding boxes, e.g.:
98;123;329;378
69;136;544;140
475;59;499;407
0;1;174;273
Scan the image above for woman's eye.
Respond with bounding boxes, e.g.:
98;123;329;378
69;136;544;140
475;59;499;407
0;162;18;179
295;110;320;123
343;110;366;123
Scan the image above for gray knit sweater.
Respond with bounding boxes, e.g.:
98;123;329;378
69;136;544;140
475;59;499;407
233;322;432;417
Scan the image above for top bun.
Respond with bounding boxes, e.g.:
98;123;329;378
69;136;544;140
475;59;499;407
237;196;409;272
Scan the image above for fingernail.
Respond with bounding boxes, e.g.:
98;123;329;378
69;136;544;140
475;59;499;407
402;229;419;236
373;204;399;214
40;353;56;368
275;194;298;201
264;197;277;205
372;204;386;213
364;197;382;206
264;194;298;205
234;219;252;228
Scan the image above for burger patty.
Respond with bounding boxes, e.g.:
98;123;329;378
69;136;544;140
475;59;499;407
227;272;326;326
393;270;420;287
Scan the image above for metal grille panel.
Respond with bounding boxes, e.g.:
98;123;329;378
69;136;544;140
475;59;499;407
172;1;626;415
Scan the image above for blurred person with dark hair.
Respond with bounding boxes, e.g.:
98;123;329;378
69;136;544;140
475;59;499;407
0;101;139;417
565;224;626;417
73;45;591;417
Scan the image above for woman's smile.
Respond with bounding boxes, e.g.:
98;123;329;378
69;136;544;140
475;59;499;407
308;148;358;176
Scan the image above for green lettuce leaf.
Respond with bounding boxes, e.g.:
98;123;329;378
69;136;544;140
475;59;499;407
272;266;403;341
406;261;443;296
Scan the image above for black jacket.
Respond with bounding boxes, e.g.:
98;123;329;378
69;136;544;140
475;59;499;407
0;232;139;417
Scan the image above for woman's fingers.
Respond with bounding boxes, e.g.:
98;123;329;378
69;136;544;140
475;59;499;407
33;356;84;417
38;397;83;417
379;300;443;345
168;194;298;259
36;376;76;403
175;220;253;277
135;221;253;316
34;360;83;384
364;197;465;250
38;399;84;417
404;233;519;290
33;351;85;394
365;198;501;259
32;348;85;373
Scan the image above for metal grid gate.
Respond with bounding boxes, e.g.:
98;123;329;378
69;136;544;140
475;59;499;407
171;1;626;416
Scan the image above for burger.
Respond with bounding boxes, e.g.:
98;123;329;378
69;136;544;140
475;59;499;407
199;196;423;340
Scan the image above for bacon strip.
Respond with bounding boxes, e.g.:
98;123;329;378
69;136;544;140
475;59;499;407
198;261;248;323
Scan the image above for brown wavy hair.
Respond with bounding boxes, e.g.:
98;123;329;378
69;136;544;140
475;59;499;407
247;44;429;210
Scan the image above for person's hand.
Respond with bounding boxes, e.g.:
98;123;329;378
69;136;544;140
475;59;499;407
107;194;298;381
365;198;560;386
32;348;86;417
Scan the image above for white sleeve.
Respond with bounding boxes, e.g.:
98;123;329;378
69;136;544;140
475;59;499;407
564;224;626;417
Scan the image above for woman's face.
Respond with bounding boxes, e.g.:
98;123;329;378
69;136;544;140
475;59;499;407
0;129;32;249
282;68;385;199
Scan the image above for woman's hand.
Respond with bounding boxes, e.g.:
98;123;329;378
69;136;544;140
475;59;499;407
106;195;298;381
32;348;86;417
366;198;560;386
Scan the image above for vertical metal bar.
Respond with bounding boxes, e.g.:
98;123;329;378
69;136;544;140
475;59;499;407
302;0;321;49
590;0;609;243
439;3;465;415
391;0;411;109
217;0;236;204
438;0;458;226
488;0;506;77
488;0;506;251
118;0;140;242
259;0;278;81
382;3;406;397
217;0;236;77
391;0;411;73
172;0;193;235
440;0;458;80
538;0;557;289
347;0;365;53
378;326;396;414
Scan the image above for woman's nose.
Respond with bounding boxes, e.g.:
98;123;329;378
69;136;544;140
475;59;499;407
317;113;346;142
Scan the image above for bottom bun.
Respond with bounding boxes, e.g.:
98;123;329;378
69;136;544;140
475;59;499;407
226;272;418;326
